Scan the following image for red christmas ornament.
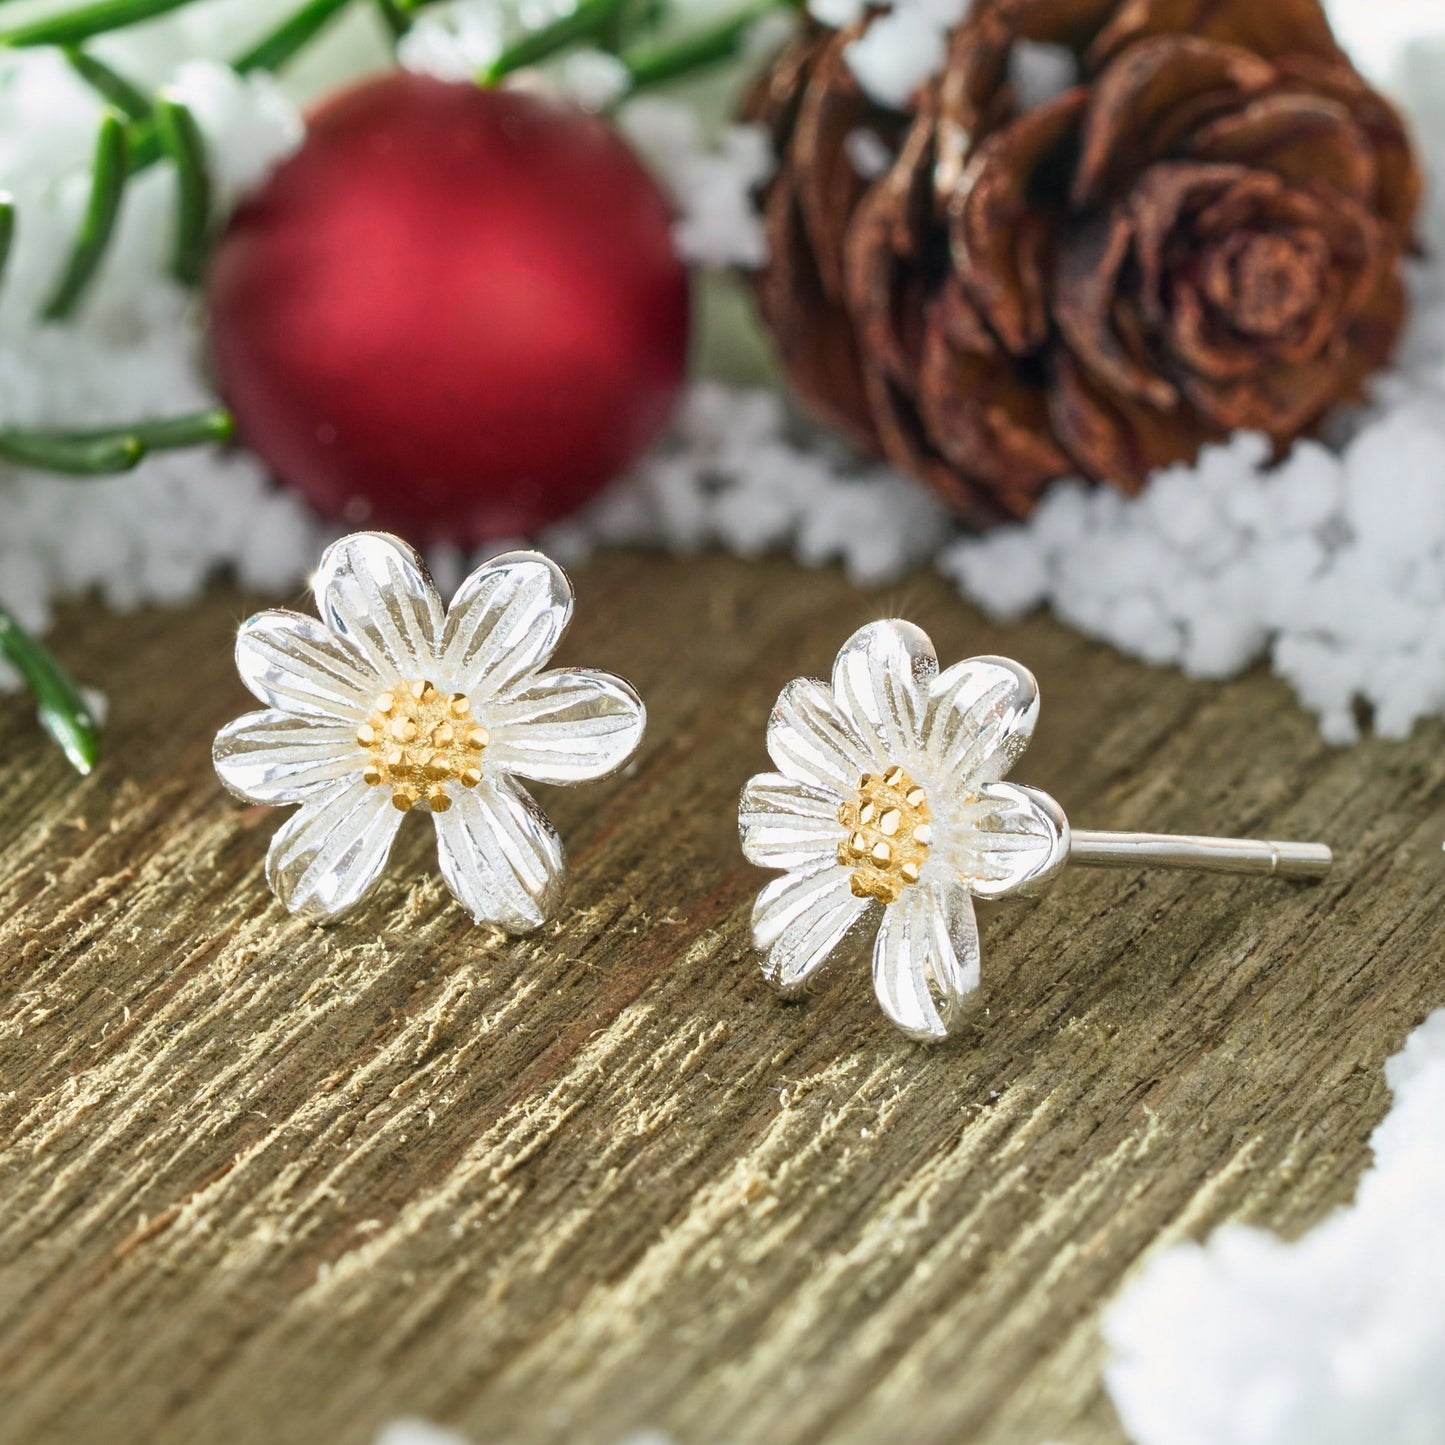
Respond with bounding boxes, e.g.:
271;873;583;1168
208;73;690;543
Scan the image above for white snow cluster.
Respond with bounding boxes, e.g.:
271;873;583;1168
547;380;953;586
616;100;774;269
941;389;1445;744
836;0;971;110
1105;1010;1445;1445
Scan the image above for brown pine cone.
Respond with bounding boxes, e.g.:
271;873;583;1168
743;0;1421;526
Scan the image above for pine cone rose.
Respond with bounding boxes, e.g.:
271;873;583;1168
743;0;1421;526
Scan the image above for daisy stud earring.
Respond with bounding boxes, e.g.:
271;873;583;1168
738;621;1332;1043
214;532;645;931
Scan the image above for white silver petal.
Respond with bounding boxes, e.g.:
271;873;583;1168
313;532;444;683
954;781;1069;899
766;677;879;797
831;620;938;764
924;655;1040;790
739;771;847;873
752;863;872;997
871;879;981;1043
432;775;566;931
235;610;376;723
442;551;572;703
214;710;362;805
265;777;403;921
484;668;645;785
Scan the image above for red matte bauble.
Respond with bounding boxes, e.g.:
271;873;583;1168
207;73;690;542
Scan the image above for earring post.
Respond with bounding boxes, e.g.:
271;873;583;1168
1069;831;1333;879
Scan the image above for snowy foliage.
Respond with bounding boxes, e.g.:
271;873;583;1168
2;0;1445;746
1105;1010;1445;1445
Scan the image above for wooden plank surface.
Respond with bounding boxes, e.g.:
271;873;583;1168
1;551;1443;1445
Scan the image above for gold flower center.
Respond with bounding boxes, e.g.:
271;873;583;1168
837;766;932;905
356;679;488;814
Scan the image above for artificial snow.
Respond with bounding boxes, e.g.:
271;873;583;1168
844;0;971;110
616;101;774;269
1104;1010;1445;1445
547;381;952;586
941;396;1445;744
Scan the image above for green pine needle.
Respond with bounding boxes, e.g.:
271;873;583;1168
373;0;409;41
233;0;353;75
42;109;130;322
63;46;153;120
0;0;199;48
0;430;145;474
153;94;211;285
621;0;789;94
480;0;630;83
0;193;14;293
0;408;233;474
0;606;101;777
126;409;235;449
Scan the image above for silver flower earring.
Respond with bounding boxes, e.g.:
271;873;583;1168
214;532;645;931
738;620;1331;1043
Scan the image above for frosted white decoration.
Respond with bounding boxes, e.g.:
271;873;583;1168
1105;1009;1445;1445
739;623;1067;1042
214;533;644;929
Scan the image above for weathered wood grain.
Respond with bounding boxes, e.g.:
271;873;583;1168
1;552;1442;1445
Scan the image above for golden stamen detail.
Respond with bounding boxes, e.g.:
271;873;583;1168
356;679;488;813
837;766;932;904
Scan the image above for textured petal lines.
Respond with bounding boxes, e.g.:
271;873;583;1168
213;710;360;805
235;611;377;722
752;864;870;996
265;778;403;921
925;656;1040;790
433;776;565;932
955;782;1070;898
485;668;645;785
442;552;573;702
831;620;938;765
739;772;845;873
766;677;879;796
313;533;443;683
872;880;981;1043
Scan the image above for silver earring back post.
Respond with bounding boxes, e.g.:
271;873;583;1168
1068;830;1332;879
